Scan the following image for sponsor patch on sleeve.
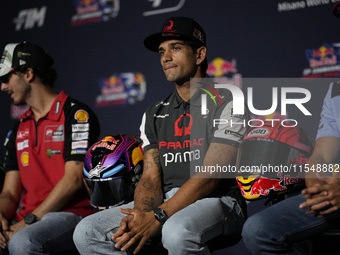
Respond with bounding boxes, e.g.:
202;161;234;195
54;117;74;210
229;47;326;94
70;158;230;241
21;152;29;166
72;141;88;149
72;123;90;132
74;110;89;123
72;132;89;141
17;140;29;151
71;149;88;155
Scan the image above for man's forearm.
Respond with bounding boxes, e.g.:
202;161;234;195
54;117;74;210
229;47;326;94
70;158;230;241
32;175;83;218
0;194;19;220
133;178;163;212
305;158;323;188
134;148;163;212
31;161;84;219
304;137;340;187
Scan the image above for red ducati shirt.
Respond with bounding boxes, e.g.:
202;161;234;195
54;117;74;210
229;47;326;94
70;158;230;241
5;91;100;221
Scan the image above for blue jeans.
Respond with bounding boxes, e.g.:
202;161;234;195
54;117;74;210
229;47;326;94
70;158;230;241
73;188;245;255
1;212;83;255
242;194;340;255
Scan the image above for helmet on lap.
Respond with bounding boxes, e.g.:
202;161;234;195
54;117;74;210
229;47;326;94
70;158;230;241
236;122;313;201
83;134;144;210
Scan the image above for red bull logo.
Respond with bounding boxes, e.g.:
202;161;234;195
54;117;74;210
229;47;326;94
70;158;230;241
91;140;117;151
249;173;286;196
95;72;146;107
102;136;119;143
302;43;340;78
77;0;99;14
237;171;305;200
100;75;124;95
308;45;337;68
237;172;287;200
311;46;334;59
206;57;242;88
207;58;237;77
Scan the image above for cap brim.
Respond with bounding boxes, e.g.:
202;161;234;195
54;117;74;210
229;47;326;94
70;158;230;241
0;64;14;77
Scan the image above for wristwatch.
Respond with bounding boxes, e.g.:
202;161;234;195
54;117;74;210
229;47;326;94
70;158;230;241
153;208;168;225
24;213;37;225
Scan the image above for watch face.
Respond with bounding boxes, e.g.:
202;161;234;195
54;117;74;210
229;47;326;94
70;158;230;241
154;208;168;224
24;213;37;224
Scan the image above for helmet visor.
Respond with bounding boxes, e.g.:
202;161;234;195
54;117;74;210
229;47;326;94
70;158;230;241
237;138;306;179
85;177;134;209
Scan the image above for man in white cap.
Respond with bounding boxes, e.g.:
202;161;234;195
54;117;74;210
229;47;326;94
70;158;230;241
0;42;100;254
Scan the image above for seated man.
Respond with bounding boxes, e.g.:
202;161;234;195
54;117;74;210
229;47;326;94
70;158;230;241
73;17;248;255
0;42;100;254
242;81;340;255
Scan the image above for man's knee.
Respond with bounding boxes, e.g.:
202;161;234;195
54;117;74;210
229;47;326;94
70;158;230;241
73;216;95;245
9;230;41;254
242;213;267;247
161;219;198;250
73;211;121;248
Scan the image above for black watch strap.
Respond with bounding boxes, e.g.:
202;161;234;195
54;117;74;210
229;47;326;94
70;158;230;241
24;213;37;225
153;208;168;225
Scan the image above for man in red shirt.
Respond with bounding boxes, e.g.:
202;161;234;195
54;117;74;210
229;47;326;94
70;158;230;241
0;42;100;254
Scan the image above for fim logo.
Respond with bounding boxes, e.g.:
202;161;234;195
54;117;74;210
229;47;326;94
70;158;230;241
13;6;47;31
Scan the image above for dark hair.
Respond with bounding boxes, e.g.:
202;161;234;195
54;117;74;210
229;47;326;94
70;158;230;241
15;66;58;87
184;41;208;75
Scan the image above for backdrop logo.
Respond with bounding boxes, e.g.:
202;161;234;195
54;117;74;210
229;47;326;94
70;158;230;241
302;43;340;78
71;0;119;26
143;0;185;16
278;0;334;12
95;72;146;107
207;58;242;88
11;104;30;119
13;6;47;31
